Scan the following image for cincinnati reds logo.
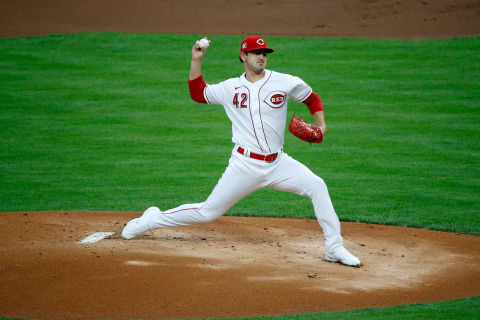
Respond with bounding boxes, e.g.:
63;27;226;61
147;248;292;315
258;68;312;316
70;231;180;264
264;91;287;109
242;43;247;50
256;39;265;46
270;94;285;105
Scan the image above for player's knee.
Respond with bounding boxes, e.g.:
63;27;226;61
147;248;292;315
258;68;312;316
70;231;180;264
317;176;327;188
311;176;328;196
200;214;218;223
197;209;223;223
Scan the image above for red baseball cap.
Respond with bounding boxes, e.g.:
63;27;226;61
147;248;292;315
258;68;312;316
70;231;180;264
240;36;274;54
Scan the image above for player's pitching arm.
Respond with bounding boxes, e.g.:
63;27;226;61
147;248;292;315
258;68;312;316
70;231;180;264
188;39;210;103
189;40;206;80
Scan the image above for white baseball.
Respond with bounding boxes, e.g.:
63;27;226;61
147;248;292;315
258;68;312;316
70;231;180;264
197;38;210;49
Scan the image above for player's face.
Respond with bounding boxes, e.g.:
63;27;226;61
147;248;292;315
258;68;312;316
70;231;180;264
243;50;268;74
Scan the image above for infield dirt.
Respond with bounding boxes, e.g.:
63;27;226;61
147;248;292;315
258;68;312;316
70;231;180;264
1;1;479;319
1;211;479;319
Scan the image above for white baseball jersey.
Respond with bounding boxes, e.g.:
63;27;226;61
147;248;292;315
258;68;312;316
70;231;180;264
203;70;312;154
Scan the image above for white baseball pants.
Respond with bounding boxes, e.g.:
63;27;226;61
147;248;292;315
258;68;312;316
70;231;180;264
147;146;344;252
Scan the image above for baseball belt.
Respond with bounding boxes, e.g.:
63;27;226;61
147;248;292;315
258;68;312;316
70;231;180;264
237;147;278;163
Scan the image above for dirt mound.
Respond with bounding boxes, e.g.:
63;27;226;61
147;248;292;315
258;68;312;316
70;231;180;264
1;211;479;319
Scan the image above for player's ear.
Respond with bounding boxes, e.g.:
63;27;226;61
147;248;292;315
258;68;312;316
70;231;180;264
239;53;246;63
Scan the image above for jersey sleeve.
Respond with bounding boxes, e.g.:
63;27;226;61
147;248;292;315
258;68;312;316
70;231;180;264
303;92;324;114
204;79;233;105
288;76;313;103
188;75;207;104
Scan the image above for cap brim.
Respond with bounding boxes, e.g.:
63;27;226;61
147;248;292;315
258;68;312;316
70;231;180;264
245;48;274;54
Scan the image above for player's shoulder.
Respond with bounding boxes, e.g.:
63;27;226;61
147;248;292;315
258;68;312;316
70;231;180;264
267;70;305;86
207;76;238;88
270;70;290;77
269;70;301;81
221;73;251;87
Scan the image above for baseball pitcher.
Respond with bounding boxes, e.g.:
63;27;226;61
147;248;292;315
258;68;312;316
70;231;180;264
123;36;361;267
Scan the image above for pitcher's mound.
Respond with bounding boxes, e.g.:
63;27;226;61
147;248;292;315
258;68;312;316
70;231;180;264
1;211;479;319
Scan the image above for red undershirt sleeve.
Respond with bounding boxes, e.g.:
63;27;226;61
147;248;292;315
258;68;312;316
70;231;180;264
188;75;207;104
302;92;324;115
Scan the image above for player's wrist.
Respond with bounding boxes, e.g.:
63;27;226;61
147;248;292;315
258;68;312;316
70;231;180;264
319;125;327;136
191;56;204;62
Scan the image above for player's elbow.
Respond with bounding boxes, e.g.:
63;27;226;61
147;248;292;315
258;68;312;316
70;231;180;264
188;75;208;104
190;92;207;104
304;92;324;115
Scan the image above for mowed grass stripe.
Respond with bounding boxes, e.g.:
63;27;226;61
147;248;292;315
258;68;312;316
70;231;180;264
1;34;479;236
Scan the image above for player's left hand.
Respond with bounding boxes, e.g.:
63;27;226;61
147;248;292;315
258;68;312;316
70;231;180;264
288;113;324;144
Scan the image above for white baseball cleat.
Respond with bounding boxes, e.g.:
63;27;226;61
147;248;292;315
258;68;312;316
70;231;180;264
325;247;361;267
122;206;160;240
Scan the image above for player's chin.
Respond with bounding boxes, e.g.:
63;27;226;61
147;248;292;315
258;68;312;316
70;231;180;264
254;65;265;74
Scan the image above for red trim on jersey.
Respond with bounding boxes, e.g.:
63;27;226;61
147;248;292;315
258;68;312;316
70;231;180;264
162;206;201;215
303;92;324;115
244;85;265;153
258;71;273;153
188;75;207;104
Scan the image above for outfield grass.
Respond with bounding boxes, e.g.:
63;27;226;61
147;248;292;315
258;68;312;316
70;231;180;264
1;33;478;234
0;33;479;319
204;296;480;320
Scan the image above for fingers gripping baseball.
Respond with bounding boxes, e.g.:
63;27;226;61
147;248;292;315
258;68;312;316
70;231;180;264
192;37;210;60
196;37;210;49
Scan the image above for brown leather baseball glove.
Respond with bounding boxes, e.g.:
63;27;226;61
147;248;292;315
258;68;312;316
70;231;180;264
288;113;323;144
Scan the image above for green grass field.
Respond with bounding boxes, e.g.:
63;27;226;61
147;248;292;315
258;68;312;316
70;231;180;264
200;296;480;320
1;33;479;319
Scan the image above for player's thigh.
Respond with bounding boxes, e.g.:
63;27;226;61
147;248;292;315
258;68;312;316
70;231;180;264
268;153;324;196
201;157;263;218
